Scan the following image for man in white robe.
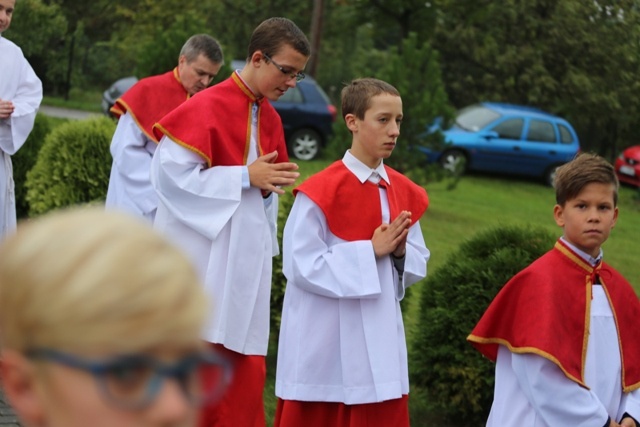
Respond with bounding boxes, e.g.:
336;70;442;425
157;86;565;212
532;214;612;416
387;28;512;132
0;0;43;237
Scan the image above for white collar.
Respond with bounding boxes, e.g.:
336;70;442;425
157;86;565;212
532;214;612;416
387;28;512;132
342;150;390;185
560;237;603;266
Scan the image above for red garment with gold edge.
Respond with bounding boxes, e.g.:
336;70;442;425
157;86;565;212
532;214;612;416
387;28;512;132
293;160;429;241
153;72;288;167
110;68;188;142
468;239;640;391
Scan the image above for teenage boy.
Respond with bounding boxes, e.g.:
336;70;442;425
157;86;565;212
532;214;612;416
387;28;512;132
150;17;310;427
106;34;223;222
0;208;231;427
468;153;640;427
0;0;43;237
275;78;430;427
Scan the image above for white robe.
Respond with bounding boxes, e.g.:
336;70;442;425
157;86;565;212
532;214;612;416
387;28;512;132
487;285;640;426
150;123;278;356
276;153;430;404
105;112;158;222
0;36;42;237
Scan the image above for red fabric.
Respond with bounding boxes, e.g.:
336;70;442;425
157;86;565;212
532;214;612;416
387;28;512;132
274;396;409;427
468;239;640;391
153;72;288;168
110;68;188;142
294;160;429;241
199;343;266;427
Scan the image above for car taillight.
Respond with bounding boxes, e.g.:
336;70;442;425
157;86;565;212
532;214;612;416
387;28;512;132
328;105;337;122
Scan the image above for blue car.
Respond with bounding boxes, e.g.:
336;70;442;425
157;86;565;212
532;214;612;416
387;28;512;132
421;102;581;185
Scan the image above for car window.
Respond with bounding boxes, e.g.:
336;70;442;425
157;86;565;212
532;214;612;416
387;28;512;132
277;86;304;103
455;105;501;131
526;120;557;143
491;118;524;140
558;124;575;144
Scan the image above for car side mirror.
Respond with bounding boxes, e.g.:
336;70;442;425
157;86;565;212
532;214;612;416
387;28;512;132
481;130;499;140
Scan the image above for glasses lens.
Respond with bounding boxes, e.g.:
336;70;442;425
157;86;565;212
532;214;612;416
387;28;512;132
190;353;232;405
295;73;305;82
102;357;156;407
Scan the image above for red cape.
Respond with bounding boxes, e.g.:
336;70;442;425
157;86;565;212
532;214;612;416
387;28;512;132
153;72;288;167
294;160;429;241
468;240;640;391
110;68;188;142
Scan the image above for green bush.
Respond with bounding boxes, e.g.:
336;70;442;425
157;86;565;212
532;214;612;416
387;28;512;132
410;225;555;426
271;191;295;339
26;116;115;216
12;114;51;218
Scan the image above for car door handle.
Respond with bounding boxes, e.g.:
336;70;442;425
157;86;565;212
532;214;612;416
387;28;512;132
513;146;521;151
549;150;557;155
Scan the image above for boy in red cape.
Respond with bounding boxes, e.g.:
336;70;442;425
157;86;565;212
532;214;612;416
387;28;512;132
468;153;640;427
274;78;430;427
106;34;223;222
150;18;309;427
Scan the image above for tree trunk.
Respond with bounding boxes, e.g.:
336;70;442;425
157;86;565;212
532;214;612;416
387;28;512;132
308;0;325;78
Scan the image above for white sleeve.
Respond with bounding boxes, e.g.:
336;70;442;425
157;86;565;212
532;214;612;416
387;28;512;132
621;388;640;422
150;136;245;240
511;352;610;426
283;192;382;299
109;113;157;214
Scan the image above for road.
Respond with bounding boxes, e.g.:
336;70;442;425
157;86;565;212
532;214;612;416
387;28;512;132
39;105;98;121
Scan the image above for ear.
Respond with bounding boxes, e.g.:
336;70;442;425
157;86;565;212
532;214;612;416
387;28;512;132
553;204;564;227
1;350;47;426
178;54;187;67
250;51;264;67
612;206;619;228
345;113;358;133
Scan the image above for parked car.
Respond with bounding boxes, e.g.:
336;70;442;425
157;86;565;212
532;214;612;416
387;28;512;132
614;145;640;187
420;102;581;186
101;62;336;160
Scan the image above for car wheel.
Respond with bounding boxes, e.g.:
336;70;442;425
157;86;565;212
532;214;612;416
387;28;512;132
288;128;322;161
439;149;467;174
543;165;560;187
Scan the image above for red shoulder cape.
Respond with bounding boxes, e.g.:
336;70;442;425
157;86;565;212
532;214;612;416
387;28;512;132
153;72;288;167
294;160;429;241
468;240;640;391
110;68;188;142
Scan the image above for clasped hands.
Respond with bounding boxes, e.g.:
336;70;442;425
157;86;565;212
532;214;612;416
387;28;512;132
372;210;411;258
248;151;300;195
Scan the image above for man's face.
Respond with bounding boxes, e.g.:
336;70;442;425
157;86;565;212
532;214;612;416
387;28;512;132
178;54;222;96
0;0;15;34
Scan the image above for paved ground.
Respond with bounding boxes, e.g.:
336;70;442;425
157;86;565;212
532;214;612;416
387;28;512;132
0;389;20;427
39;105;97;121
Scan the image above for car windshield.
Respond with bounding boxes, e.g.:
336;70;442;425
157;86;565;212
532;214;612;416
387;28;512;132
454;105;501;132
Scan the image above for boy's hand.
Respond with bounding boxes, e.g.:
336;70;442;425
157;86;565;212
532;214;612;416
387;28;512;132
0;99;15;119
621;417;637;427
248;151;300;195
372;211;411;258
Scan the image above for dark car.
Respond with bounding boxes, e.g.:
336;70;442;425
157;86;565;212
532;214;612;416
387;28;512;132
102;63;336;160
420;102;581;186
614;145;640;187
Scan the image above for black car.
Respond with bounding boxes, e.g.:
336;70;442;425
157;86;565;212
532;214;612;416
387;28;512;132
102;64;336;160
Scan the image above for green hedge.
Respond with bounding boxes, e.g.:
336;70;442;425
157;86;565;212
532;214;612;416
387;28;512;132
410;225;555;426
12;114;51;218
26;116;114;216
271;191;294;338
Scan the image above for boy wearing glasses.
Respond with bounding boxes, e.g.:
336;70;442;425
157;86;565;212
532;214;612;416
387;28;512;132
150;17;310;427
275;78;430;427
0;208;231;427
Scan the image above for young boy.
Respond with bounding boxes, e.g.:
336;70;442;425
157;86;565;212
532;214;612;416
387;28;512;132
150;17;309;427
106;34;223;222
468;153;640;427
0;208;231;427
274;78;430;427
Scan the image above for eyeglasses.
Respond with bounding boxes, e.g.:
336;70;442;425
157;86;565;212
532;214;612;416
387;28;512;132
263;54;305;82
27;348;233;410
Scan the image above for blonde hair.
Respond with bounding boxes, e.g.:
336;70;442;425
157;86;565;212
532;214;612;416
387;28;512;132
0;207;208;354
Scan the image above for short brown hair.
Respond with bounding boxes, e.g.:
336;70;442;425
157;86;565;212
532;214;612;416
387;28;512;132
341;78;401;121
246;17;310;60
554;152;619;206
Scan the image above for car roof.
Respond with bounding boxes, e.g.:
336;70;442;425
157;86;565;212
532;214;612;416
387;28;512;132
481;102;561;120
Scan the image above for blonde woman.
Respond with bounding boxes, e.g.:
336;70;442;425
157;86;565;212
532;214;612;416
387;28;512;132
0;208;231;427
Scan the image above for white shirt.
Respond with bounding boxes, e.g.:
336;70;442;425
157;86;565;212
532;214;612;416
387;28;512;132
0;36;42;237
275;151;430;404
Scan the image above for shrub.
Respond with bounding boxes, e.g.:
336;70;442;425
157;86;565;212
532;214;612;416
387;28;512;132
271;191;295;339
12;113;51;218
410;225;555;426
26;116;114;216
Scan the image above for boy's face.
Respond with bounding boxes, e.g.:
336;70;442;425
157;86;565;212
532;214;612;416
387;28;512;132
553;182;618;258
0;0;15;34
178;54;222;96
1;347;200;427
246;44;308;101
346;93;402;168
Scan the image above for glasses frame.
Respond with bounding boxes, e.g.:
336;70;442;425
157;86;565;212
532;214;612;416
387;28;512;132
26;347;233;410
263;53;305;82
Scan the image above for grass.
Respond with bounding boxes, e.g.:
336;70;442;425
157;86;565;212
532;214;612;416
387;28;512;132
42;88;103;113
263;160;640;426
